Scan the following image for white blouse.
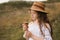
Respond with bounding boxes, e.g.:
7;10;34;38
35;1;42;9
28;21;52;40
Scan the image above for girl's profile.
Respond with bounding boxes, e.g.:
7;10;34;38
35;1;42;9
22;2;52;40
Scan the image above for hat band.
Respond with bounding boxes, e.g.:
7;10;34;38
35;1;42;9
34;5;45;10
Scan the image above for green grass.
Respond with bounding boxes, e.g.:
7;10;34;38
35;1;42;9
0;1;60;40
0;25;26;40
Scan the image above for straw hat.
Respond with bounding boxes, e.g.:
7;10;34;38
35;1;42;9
30;2;47;13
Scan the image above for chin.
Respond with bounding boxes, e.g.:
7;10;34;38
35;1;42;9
32;19;35;21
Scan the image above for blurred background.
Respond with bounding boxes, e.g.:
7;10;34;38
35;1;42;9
0;0;60;40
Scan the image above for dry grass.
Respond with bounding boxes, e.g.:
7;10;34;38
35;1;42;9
0;2;60;40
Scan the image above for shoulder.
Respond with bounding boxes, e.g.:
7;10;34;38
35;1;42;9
28;21;33;26
28;21;33;25
44;23;51;32
45;23;50;28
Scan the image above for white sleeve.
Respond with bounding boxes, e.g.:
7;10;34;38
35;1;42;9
44;28;52;40
23;32;26;38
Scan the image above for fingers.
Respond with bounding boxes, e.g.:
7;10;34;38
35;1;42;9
25;31;32;38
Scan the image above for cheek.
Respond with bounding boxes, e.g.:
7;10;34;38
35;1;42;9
31;14;37;19
33;14;37;19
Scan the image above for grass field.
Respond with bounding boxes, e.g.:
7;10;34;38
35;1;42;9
0;1;60;40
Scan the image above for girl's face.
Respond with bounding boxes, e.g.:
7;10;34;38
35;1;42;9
30;10;38;21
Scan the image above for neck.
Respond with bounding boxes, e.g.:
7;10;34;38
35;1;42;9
33;19;43;25
33;19;39;24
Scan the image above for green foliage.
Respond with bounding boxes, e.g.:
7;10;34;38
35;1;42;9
51;13;60;40
0;1;32;9
0;25;25;40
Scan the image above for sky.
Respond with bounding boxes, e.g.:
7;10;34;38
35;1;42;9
22;0;47;1
0;0;9;3
10;0;47;1
0;0;47;4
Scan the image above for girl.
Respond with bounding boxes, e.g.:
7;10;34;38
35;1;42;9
23;2;53;40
